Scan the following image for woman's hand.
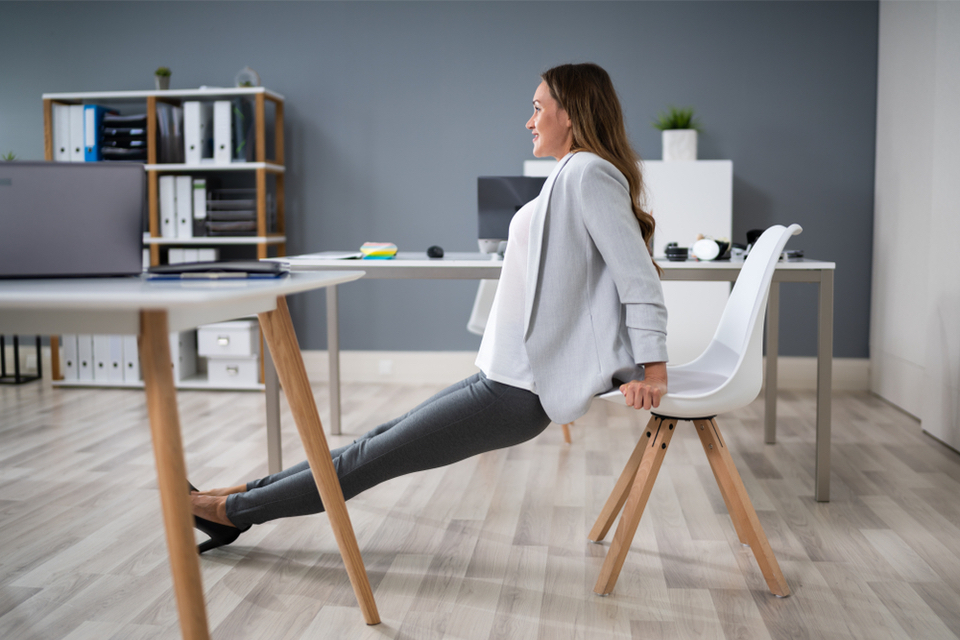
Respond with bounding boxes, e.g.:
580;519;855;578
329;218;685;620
620;362;667;410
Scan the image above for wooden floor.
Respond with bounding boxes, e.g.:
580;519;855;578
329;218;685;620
3;378;960;640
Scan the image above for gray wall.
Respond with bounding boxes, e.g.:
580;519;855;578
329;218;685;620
1;1;878;358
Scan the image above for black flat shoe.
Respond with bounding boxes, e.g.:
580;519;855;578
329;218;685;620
188;482;242;554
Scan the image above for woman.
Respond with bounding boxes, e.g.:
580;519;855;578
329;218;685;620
191;62;668;552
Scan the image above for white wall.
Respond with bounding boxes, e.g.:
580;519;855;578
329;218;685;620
872;1;960;447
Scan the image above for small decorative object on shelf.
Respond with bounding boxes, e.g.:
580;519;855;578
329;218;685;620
2;151;16;161
155;66;171;90
235;66;260;88
653;105;701;162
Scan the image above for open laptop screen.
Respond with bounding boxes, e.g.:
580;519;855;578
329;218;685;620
0;162;145;278
477;176;546;250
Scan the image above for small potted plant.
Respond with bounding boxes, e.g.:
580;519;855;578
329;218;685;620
653;106;701;161
155;66;171;90
2;151;16;161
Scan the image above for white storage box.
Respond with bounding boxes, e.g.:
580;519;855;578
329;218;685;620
197;320;260;358
170;331;197;381
207;356;260;386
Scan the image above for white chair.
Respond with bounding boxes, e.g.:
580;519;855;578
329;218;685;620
589;223;801;597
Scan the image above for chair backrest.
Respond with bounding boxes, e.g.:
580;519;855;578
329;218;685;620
685;224;802;390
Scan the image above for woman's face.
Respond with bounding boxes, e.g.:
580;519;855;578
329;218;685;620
527;81;573;160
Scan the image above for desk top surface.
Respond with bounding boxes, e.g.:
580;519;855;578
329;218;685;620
273;251;835;274
0;271;364;310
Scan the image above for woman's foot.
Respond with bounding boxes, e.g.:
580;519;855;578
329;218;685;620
192;484;247;498
188;482;243;553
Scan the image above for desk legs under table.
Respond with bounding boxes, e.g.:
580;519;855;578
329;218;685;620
139;311;210;640
258;296;380;625
815;269;834;502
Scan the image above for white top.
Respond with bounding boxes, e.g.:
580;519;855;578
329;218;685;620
475;199;537;392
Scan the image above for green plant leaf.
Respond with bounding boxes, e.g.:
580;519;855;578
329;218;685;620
652;105;701;131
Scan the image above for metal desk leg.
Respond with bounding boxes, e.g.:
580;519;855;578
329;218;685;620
264;343;282;474
764;282;780;444
327;285;342;436
816;270;834;502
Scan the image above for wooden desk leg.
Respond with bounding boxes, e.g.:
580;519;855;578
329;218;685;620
139;311;210;640
259;296;380;625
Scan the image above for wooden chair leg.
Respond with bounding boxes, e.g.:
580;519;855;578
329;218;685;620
588;415;657;542
692;418;751;546
594;417;677;595
139;311;211;640
695;418;790;597
259;296;381;625
561;422;572;444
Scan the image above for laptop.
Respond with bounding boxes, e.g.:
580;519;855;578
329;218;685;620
0;162;145;278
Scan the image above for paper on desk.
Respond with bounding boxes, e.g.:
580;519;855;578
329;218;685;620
290;252;363;260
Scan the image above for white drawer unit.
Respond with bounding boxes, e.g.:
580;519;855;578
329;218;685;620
207;356;260;387
197;319;260;358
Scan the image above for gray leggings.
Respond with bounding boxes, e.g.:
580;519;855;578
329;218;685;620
226;372;551;528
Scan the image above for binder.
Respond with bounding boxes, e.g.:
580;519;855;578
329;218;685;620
175;175;193;238
77;334;94;381
192;178;208;236
183;101;213;165
122;335;140;383
183;248;199;263
197;247;219;262
231;98;255;162
168;248;185;264
53;104;71;162
109;335;124;382
156;103;184;164
159;175;177;238
213;100;232;164
61;334;79;381
83;105;118;161
93;334;111;382
69;105;85;162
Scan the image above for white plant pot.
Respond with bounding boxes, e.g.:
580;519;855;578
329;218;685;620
662;129;697;161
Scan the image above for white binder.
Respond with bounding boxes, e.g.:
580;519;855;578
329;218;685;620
159;175;176;239
77;334;94;381
197;247;219;262
53;104;71;162
192;178;207;237
93;334;111;382
175;175;193;238
183;101;213;165
122;335;140;383
213;100;232;165
61;334;79;381
108;336;124;382
69;105;85;162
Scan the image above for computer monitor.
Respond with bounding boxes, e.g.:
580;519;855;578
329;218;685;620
0;162;145;278
477;176;546;253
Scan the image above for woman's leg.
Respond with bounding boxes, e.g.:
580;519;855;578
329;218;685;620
225;373;550;527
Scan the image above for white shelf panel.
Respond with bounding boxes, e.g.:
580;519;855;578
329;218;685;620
144;236;286;246
43;87;284;102
145;162;284;173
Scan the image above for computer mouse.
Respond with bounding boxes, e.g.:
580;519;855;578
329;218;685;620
427;245;444;258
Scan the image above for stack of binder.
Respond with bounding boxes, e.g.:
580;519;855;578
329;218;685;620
100;113;148;162
205;187;259;235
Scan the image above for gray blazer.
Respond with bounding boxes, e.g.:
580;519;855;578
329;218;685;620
522;151;668;423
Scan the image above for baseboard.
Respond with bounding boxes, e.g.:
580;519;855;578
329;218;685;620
767;356;870;391
300;350;870;391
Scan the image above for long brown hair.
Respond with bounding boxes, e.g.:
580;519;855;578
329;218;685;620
541;63;658;266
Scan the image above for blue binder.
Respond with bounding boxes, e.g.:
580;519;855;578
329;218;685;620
83;105;118;161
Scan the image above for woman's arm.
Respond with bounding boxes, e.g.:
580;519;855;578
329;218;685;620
620;362;667;410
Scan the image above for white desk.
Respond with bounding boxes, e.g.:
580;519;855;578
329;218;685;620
0;272;379;638
272;252;835;502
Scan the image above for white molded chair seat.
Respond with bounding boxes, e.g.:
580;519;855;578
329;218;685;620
589;223;802;598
